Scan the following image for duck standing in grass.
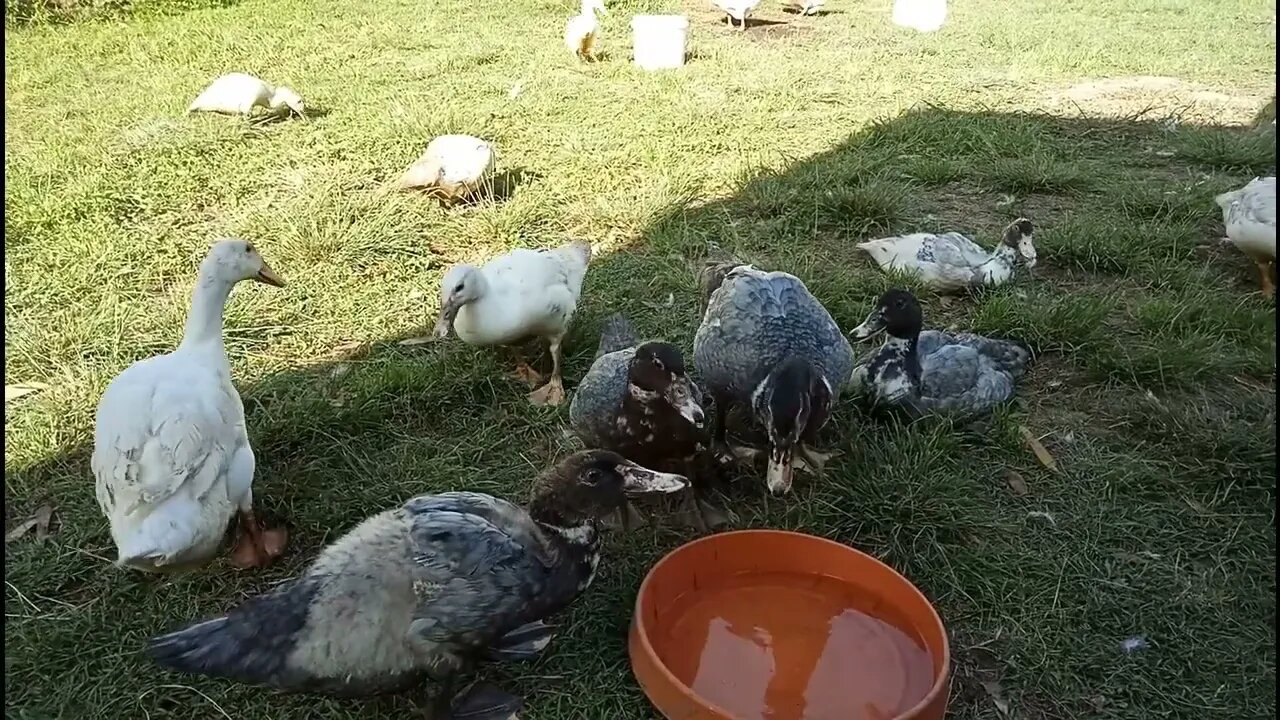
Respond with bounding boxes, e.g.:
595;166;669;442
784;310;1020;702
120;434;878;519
92;239;288;571
1215;176;1276;298
849;289;1030;418
569;314;721;530
430;241;592;406
857;218;1036;293
148;451;687;719
399;135;496;205
188;73;304;118
565;0;607;61
693;262;854;496
713;0;762;30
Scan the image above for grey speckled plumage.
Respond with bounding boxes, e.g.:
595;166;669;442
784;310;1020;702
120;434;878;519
851;289;1029;419
149;490;584;697
694;265;854;402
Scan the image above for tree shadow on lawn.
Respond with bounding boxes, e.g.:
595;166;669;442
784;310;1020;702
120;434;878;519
4;107;1275;719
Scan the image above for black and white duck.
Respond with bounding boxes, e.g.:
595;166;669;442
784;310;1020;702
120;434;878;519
147;450;687;719
569;314;722;529
849;289;1030;419
693;262;855;496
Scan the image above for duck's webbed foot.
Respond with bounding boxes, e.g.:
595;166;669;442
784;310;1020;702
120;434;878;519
674;490;734;532
229;509;287;569
527;376;565;406
794;445;841;474
511;362;543;387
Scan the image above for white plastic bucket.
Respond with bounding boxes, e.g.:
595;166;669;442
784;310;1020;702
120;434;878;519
892;0;946;32
631;15;689;71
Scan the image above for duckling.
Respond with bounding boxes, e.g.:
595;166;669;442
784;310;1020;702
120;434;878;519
565;0;607;61
713;0;762;30
92;239;288;571
857;218;1036;293
569;314;721;530
399;135;497;205
432;241;592;406
1215;176;1276;298
693;262;855;495
849;289;1030;419
188;73;304;118
148;450;687;717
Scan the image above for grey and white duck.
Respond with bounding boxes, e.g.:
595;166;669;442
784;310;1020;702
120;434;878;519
693;262;855;496
857;218;1036;293
147;450;687;719
569;314;721;529
849;289;1030;419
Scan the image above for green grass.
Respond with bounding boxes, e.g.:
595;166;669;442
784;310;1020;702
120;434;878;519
4;0;1276;718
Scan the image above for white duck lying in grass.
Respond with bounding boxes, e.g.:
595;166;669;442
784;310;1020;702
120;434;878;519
399;135;496;205
92;239;288;571
148;451;688;718
1215;176;1276;298
858;218;1036;293
564;0;607;61
848;289;1030;419
427;240;593;406
188;73;304;118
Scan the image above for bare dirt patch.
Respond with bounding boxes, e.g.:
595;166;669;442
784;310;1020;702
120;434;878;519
1044;76;1270;126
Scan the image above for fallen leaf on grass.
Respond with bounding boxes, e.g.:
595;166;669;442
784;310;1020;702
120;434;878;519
1019;425;1058;472
398;336;436;346
979;679;1011;716
5;382;49;403
1003;469;1029;496
5;505;55;543
1027;510;1056;525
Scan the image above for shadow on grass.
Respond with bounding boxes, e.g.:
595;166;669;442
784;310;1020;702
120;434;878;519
5;106;1276;719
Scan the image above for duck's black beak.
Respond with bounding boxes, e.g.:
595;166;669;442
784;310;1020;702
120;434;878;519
849;307;886;341
617;461;688;496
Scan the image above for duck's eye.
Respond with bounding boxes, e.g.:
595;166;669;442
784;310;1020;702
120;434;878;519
582;468;604;486
244;244;255;253
454;282;465;293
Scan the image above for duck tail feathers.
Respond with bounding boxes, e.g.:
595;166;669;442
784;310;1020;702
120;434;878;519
147;579;320;686
486;620;555;661
596;314;638;358
451;683;524;720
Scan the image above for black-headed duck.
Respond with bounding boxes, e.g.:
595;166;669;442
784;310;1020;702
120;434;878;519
693;262;854;496
148;450;687;719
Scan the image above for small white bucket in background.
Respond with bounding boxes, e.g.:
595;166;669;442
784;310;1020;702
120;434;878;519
631;15;690;71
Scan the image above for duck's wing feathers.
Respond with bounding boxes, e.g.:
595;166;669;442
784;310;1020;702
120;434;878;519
403;493;554;650
569;349;634;445
595;314;638;358
919;330;1030;378
918;345;1017;416
926;233;992;269
93;363;239;537
694;267;853;398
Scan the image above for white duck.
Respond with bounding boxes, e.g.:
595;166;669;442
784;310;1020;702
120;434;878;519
892;0;947;32
1215;176;1276;297
399;135;497;205
714;0;762;29
92;239;288;572
564;0;607;61
430;241;593;406
857;218;1036;293
188;73;304;118
784;0;824;16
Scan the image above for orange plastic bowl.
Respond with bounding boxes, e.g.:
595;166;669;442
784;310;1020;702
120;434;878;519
629;530;950;720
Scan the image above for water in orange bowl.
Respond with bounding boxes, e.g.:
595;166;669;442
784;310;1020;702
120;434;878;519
654;571;935;720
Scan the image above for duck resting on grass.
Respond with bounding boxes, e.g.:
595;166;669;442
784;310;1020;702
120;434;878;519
148;450;688;719
564;0;607;61
1215;176;1276;298
693;262;854;496
849;289;1030;419
570;314;723;530
92;239;288;571
713;0;762;30
857;218;1037;293
399;135;497;205
424;240;593;406
188;73;304;119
